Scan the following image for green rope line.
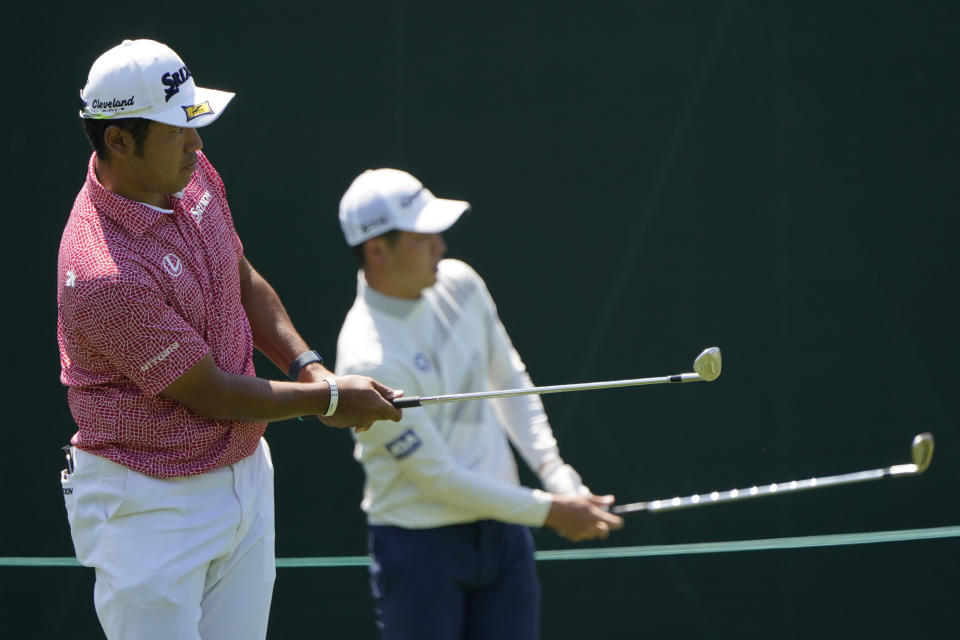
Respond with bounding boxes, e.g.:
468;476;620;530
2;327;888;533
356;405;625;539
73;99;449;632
532;525;960;562
4;525;957;569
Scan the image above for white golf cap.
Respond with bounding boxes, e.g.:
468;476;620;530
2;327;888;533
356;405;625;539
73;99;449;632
339;169;470;247
80;39;234;127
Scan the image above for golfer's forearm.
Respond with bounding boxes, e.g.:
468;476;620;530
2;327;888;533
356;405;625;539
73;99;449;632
183;374;332;422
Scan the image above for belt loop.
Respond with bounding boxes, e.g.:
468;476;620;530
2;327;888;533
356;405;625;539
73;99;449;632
62;445;75;474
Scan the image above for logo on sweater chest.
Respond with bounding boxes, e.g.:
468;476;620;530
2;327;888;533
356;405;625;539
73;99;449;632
413;352;432;373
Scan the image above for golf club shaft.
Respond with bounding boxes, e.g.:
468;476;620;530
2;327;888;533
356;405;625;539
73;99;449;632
612;463;922;515
391;372;707;409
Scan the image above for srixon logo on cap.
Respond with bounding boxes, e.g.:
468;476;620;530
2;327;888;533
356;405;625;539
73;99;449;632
161;66;192;103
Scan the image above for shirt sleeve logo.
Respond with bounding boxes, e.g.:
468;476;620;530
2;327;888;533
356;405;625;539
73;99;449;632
140;341;180;373
162;253;184;277
385;429;422;460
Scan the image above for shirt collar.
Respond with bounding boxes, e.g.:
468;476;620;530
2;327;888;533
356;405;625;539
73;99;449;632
358;270;423;318
85;152;182;236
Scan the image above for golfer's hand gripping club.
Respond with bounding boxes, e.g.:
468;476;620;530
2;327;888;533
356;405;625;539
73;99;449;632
317;375;403;430
544;493;623;542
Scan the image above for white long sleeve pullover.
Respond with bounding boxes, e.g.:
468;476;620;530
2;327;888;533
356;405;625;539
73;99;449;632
335;259;579;528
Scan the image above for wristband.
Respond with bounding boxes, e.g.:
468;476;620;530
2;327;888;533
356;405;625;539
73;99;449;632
289;349;323;380
323;377;339;417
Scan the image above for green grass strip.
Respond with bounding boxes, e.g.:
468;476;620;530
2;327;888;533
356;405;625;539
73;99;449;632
3;525;957;568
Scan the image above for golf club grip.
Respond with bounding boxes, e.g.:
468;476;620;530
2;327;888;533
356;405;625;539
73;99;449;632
392;396;423;409
610;504;645;516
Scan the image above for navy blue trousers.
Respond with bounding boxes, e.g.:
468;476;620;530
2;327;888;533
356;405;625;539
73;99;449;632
368;520;541;640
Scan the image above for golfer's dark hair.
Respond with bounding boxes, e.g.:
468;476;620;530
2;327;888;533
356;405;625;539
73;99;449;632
81;116;152;161
354;230;402;266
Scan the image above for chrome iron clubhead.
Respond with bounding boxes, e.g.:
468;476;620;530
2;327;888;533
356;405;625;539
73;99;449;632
692;347;722;381
911;432;935;473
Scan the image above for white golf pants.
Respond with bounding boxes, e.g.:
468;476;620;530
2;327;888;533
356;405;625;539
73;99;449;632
61;438;276;640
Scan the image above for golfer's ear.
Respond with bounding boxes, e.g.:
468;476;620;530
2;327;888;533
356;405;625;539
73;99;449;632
103;124;135;158
364;238;388;266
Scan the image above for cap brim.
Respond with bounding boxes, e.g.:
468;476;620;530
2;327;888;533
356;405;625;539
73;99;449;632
403;198;470;234
148;86;235;128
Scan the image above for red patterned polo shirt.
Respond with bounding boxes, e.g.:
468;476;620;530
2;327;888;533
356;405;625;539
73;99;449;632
57;151;267;478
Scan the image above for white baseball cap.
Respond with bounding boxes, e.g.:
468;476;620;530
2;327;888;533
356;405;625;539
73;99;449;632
80;39;234;127
339;169;470;247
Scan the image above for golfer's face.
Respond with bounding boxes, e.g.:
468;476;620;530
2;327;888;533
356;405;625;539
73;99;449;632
131;122;204;196
383;231;447;298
